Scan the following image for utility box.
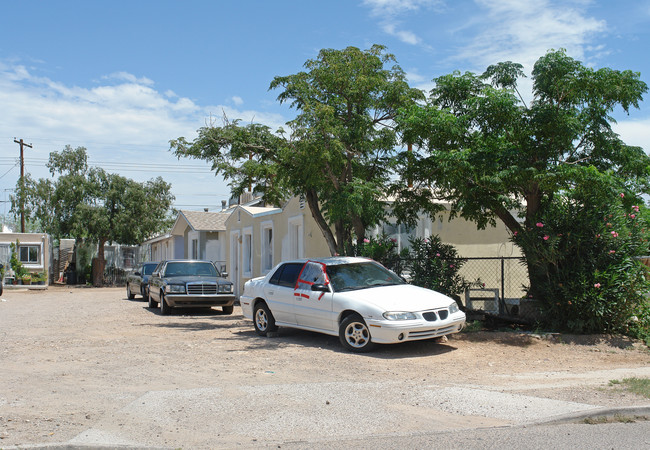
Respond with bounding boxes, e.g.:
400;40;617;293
465;288;499;314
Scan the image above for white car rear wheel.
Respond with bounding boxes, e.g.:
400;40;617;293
253;302;277;336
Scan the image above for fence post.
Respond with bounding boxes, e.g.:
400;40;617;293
500;257;505;314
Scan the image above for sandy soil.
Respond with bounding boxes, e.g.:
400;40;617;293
0;286;648;447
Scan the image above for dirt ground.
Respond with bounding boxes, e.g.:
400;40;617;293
1;286;649;448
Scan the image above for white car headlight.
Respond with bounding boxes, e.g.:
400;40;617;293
449;301;460;314
166;284;186;294
383;311;418;321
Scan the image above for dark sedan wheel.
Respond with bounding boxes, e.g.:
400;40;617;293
253;302;277;336
339;314;375;352
160;292;172;315
126;283;135;300
148;291;158;308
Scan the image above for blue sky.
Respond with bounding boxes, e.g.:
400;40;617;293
1;0;650;222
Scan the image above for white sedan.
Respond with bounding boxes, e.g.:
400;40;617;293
240;257;466;352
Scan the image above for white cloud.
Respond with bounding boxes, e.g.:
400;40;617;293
102;72;154;86
613;117;650;154
231;96;244;106
455;0;606;72
363;0;443;45
0;62;288;208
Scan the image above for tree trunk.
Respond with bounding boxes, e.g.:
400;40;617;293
92;238;107;287
305;190;338;256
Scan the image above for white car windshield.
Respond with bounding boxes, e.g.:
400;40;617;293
326;262;404;292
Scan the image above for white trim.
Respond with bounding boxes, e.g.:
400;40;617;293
242;226;253;277
260;220;274;274
287;215;304;259
230;230;241;297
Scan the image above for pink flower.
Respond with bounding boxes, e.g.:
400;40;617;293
514;231;518;236
611;231;619;238
536;222;544;228
594;283;601;288
391;238;397;243
363;238;370;243
633;205;640;212
609;250;616;254
596;234;601;238
620;193;625;198
449;264;455;268
436;253;441;257
630;214;636;219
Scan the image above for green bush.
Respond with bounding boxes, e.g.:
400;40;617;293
346;234;408;276
514;185;650;339
406;235;473;300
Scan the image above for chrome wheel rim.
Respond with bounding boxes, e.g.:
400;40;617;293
255;309;268;331
344;322;370;348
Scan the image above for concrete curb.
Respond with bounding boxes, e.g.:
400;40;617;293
532;404;650;426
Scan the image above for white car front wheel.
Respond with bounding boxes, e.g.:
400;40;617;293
339;314;375;352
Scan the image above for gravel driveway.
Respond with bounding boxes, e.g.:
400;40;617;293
1;286;649;448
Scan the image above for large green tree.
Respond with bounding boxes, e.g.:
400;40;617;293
171;45;423;255
13;145;175;285
394;49;650;313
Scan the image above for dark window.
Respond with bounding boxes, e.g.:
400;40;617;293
269;263;304;288
142;263;158;275
19;245;39;264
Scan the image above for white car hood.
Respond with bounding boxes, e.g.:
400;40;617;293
338;283;454;311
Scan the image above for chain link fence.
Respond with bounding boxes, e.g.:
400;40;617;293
460;257;540;323
383;256;538;324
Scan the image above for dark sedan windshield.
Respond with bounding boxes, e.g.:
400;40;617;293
326;262;404;292
164;262;218;277
142;263;158;275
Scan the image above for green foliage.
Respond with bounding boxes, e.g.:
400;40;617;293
345;234;408;276
172;45;423;255
609;378;650;399
406;236;473;299
13;146;175;249
9;241;27;279
514;176;650;338
394;49;650;336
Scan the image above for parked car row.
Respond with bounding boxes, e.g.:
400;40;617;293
126;259;235;315
126;257;466;353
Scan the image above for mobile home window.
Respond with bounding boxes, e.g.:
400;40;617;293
19;245;39;264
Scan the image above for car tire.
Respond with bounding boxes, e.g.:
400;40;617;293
222;305;234;315
126;284;135;300
148;291;158;308
253;302;277;336
160;292;172;315
339;314;375;352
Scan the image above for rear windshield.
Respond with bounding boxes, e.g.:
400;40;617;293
164;262;217;277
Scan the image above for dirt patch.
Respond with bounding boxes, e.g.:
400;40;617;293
0;286;648;447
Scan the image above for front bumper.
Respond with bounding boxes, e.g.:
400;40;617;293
164;294;236;308
365;312;466;344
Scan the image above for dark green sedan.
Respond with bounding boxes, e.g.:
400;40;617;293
147;260;235;315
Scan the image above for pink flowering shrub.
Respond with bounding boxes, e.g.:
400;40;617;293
513;184;650;339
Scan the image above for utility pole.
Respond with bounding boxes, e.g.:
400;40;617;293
14;138;32;233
